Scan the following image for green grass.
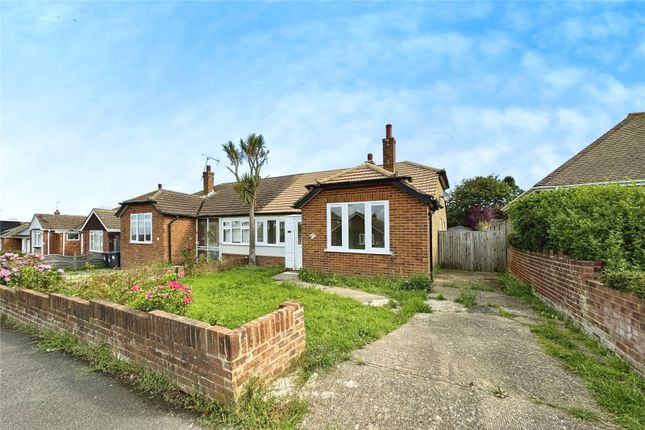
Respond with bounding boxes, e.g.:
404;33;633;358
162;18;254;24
454;288;478;308
498;273;645;430
185;267;418;373
1;316;306;429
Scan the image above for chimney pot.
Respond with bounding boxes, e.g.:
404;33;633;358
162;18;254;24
54;209;60;215
158;183;162;190
367;153;374;163
206;165;211;172
385;124;393;139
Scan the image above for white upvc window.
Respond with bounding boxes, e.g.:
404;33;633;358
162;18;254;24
326;200;390;254
32;230;43;247
255;218;285;245
66;232;80;241
89;230;104;252
130;213;152;243
222;219;249;244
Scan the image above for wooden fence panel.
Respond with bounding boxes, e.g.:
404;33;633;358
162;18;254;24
438;230;507;272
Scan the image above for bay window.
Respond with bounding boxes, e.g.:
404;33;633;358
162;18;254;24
89;230;104;252
326;201;389;253
130;213;152;243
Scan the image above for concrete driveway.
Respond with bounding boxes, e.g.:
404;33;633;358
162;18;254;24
0;326;202;430
302;270;614;430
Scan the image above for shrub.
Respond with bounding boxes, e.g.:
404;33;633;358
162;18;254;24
601;271;645;299
128;280;193;314
507;185;645;295
455;288;478;308
401;273;432;291
0;252;65;292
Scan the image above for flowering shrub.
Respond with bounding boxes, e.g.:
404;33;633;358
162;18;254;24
68;265;193;315
0;252;64;292
128;279;193;314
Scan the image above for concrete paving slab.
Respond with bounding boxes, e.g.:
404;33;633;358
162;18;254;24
274;272;390;306
0;326;202;430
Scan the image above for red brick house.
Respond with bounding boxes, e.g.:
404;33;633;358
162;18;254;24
0;223;30;253
78;208;121;255
27;211;86;256
117;124;449;276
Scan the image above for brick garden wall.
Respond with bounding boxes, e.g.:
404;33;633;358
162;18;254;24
0;286;306;401
301;184;430;277
508;247;644;374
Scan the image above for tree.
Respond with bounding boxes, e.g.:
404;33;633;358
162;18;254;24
446;175;523;227
222;134;269;266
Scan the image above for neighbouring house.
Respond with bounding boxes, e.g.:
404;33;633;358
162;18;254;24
116;124;449;277
447;225;473;232
78;208;121;266
27;211;87;256
525;112;645;196
0;223;30;253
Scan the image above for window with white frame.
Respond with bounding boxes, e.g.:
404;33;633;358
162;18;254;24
89;230;104;252
197;218;219;260
66;232;80;241
255;219;285;245
326;201;389;253
130;213;152;243
222;220;249;244
32;230;43;247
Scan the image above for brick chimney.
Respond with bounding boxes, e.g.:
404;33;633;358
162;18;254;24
203;165;215;194
382;124;396;172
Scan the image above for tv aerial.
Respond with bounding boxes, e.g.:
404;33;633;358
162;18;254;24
201;153;220;171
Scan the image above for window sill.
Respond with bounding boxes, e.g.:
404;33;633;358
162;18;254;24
324;248;392;256
221;242;286;247
129;241;153;245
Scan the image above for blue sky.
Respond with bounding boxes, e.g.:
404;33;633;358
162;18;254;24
1;1;644;221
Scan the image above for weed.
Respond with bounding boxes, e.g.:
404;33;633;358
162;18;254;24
491;386;508;398
497;309;517;319
454;288;478;308
533;399;601;423
430;293;446;301
499;274;645;430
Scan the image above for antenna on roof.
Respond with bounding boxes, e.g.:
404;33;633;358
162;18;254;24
201;153;220;171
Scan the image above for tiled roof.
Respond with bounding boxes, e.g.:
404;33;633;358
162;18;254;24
0;223;29;238
119;161;448;218
120;189;205;217
35;214;86;230
535;112;645;187
92;208;121;231
199;168;346;216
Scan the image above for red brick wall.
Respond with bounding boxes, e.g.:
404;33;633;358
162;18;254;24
301;184;430;277
0;286;306;401
221;254;284;268
119;204;196;268
508;247;644;374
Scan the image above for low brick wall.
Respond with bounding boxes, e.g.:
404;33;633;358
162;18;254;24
0;286;306;401
508;247;644;374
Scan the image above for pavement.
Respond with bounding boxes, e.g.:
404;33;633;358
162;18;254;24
274;271;390;306
0;326;202;430
301;270;615;430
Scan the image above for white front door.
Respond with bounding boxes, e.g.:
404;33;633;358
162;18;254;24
284;215;302;270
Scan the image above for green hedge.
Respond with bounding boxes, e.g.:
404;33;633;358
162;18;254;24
507;184;645;296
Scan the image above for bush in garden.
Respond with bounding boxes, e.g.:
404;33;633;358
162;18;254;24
507;184;645;295
128;280;193;315
0;252;65;292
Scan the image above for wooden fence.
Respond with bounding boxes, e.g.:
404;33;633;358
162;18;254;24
438;230;507;272
44;253;106;270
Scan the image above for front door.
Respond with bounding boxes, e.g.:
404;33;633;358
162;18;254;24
284;215;302;270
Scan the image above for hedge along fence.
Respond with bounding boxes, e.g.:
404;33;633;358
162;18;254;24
0;285;306;402
507;184;645;297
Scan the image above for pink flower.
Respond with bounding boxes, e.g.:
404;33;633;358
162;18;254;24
43;264;52;270
144;290;154;300
131;285;141;292
167;280;182;289
156;284;165;289
178;271;185;278
182;297;193;305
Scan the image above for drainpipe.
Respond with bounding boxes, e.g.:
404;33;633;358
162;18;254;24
428;206;434;281
168;216;179;264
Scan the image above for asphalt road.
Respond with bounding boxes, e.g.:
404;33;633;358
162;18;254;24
0;326;202;430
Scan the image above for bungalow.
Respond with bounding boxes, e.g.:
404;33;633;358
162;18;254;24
78;208;121;255
525;112;645;195
27;211;87;256
117;124;449;276
0;223;30;253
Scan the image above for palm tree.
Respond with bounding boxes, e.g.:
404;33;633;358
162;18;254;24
222;134;269;266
